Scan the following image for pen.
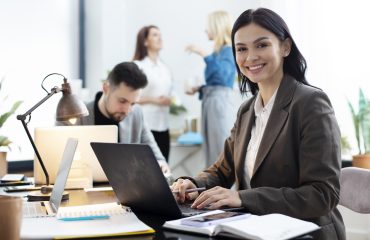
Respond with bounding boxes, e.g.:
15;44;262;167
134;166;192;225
172;187;206;194
59;215;110;221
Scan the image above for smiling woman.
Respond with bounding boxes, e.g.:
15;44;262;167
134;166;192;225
171;7;345;240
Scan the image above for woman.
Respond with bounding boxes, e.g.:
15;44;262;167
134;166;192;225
133;25;173;162
172;8;345;239
185;11;237;167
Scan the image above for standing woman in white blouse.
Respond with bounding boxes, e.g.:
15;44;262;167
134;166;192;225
133;25;173;162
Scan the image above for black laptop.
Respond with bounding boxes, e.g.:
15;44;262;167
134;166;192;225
90;142;209;219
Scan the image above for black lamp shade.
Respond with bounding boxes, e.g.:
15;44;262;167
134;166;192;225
56;93;88;121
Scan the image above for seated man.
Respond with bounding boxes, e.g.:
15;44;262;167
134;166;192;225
58;62;170;174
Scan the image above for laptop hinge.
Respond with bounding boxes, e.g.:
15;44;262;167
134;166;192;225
43;201;56;216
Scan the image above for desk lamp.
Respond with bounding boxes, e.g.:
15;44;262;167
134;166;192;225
17;73;88;199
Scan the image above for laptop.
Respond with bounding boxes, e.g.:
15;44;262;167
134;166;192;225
34;125;118;184
23;138;78;218
90;142;210;219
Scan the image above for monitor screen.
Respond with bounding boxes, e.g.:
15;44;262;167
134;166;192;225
34;125;118;184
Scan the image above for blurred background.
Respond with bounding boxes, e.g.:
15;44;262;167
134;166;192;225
0;0;369;162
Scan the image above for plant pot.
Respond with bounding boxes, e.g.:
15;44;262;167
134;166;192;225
352;154;370;169
0;151;7;177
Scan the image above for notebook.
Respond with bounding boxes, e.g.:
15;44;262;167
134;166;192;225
23;138;78;218
164;210;320;240
21;202;155;239
91;142;213;219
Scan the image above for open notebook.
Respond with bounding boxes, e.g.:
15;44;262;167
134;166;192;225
163;210;320;240
21;202;154;239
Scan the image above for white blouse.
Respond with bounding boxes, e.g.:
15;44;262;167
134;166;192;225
244;88;278;180
135;57;173;131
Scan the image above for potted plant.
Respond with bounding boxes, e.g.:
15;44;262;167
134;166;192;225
0;77;22;175
348;88;370;169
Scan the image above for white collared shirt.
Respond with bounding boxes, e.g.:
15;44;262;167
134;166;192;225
245;88;278;180
135;57;173;131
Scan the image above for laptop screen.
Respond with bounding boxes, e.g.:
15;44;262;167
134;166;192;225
49;138;78;212
34;125;118;184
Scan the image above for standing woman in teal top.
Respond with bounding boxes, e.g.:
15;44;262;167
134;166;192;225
186;10;237;167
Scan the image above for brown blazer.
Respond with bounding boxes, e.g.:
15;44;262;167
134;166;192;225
193;75;345;240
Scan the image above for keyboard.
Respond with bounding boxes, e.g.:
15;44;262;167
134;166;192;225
178;202;209;216
23;202;48;218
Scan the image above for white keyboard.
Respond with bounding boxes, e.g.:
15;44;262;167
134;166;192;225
23;202;48;218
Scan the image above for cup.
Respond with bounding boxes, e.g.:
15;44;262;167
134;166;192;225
0;151;7;177
185;117;198;132
0;195;23;240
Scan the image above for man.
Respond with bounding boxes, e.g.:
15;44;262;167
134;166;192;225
60;62;170;174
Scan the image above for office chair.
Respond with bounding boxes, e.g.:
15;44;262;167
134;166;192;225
339;167;370;213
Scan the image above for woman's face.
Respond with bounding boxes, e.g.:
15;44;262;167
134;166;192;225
145;27;162;51
205;28;213;41
234;23;291;85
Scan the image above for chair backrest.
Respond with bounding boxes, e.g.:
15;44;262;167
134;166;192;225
339;167;370;213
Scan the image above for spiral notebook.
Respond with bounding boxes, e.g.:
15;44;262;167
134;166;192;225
56;202;127;220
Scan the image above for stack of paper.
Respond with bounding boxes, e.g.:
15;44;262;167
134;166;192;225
21;202;154;239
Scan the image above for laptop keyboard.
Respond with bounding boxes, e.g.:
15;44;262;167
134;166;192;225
23;202;48;218
178;202;209;216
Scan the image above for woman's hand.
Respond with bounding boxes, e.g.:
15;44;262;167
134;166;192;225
185;44;207;57
170;178;198;203
158;160;171;174
156;96;172;106
185;86;200;95
192;186;242;210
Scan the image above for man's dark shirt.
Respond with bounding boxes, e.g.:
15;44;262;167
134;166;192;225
93;92;120;141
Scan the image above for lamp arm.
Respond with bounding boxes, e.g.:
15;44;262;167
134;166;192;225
16;87;61;186
17;87;61;120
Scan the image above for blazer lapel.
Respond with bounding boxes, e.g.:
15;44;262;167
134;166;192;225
235;99;255;189
252;75;297;176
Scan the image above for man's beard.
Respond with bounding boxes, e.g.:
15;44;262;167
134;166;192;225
104;98;127;122
107;111;126;122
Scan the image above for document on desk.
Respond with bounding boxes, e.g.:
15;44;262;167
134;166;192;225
163;210;320;240
21;202;154;239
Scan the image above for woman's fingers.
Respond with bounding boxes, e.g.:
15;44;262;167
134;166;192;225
191;187;242;209
171;179;196;203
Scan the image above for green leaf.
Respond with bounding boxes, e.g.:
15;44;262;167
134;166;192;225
362;105;370;153
348;99;361;154
0;135;11;147
170;104;187;115
0;100;22;128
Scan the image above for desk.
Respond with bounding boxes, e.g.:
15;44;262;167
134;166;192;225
1;187;314;240
0;187;229;240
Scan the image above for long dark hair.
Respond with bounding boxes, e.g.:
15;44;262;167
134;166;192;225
231;8;308;96
133;25;159;61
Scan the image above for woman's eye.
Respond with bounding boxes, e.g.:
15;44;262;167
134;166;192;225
257;43;268;48
236;47;247;52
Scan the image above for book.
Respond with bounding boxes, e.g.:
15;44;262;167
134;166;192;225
163;210;320;240
21;202;154;239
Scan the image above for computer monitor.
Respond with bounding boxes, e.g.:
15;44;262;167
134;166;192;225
34;125;118;184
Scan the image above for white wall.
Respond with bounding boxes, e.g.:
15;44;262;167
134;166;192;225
2;0;370;162
83;0;256;130
0;0;79;160
83;0;370;154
